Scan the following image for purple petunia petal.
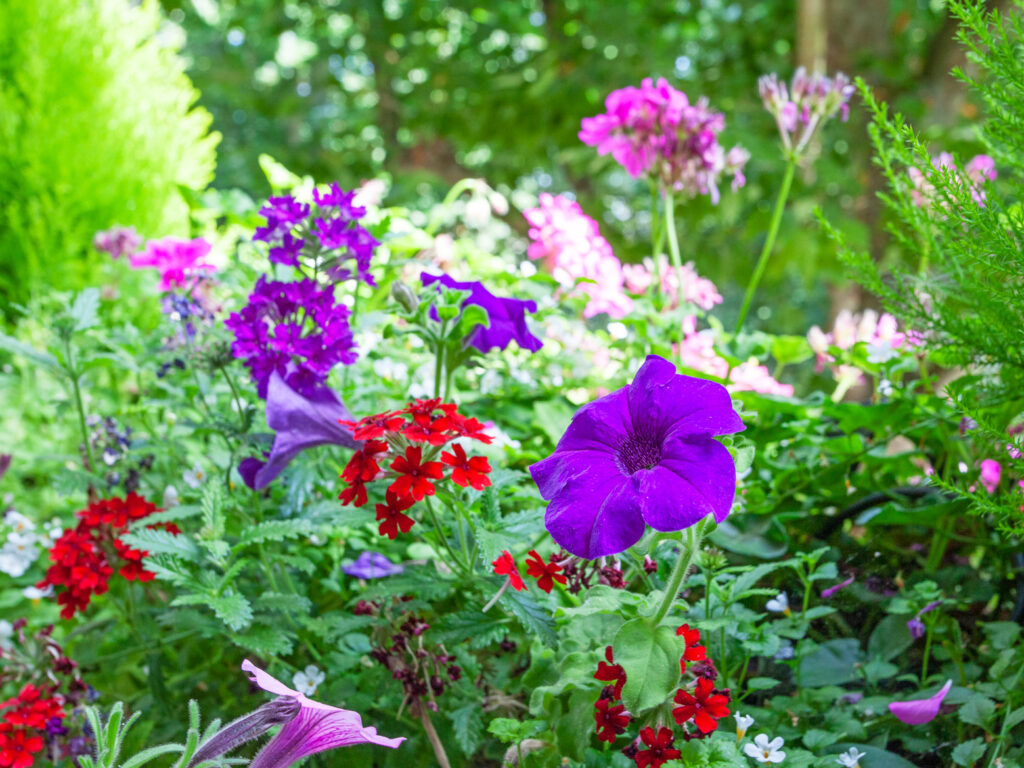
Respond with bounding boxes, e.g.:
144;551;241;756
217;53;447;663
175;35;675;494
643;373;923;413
548;388;631;454
888;679;953;725
627;356;746;438
637;437;737;529
544;469;645;559
342;551;404;579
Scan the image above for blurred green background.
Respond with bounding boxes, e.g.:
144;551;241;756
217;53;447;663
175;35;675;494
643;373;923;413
0;0;987;333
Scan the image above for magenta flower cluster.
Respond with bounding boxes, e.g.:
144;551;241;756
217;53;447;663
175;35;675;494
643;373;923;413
579;77;748;202
129;237;217;292
758;68;855;156
524;193;632;319
255;183;378;285
225;276;357;399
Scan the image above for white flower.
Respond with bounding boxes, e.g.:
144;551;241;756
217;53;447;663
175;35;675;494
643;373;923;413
607;322;628;340
292;665;325;696
0;533;39;577
22;585;53;601
735;712;755;740
766;592;791;616
866;339;898;364
163;486;180;508
877;378;893;397
836;747;865;767
183;463;206;489
0;619;13;649
744;734;785;764
372;358;408;383
4;511;36;535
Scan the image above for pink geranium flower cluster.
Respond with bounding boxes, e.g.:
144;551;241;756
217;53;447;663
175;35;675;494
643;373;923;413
524;193;632;319
129;236;217;292
622;256;722;311
808;309;907;387
908;152;997;208
758;68;854;156
579;78;748;202
676;316;793;396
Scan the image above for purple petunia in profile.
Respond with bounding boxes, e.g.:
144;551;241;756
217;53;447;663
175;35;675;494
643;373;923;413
530;355;744;559
421;272;543;354
241;659;405;768
342;552;404;579
888;679;953;725
239;372;360;490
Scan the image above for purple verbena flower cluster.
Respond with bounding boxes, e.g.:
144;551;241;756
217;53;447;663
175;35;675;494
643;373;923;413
579;78;748;202
255;183;378;285
758;68;855;156
225;276;356;399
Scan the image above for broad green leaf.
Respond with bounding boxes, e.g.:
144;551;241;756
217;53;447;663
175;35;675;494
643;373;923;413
614;618;680;713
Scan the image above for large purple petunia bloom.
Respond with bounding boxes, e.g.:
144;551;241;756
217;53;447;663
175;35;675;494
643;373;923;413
342;551;404;579
239;372;360;490
241;659;405;768
421;272;543;354
530;355;744;559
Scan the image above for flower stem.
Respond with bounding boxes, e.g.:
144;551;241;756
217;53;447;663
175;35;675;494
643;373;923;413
650;182;666;312
734;159;797;336
425;178;479;237
433;321;447;399
663;188;686;313
651;524;702;627
417;704;452;768
422;496;465;573
65;339;96;474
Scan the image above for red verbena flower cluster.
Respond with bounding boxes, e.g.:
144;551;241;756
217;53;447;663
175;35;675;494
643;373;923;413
37;494;177;619
592;624;731;766
338;399;494;539
0;685;62;768
490;550;567;594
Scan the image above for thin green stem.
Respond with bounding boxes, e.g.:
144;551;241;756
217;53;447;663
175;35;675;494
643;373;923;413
663;189;686;314
651;525;702;627
66;340;96;474
650;183;666;312
734;159;797;336
921;621;934;681
422;496;465;573
425;178;479;237
433;321;447;399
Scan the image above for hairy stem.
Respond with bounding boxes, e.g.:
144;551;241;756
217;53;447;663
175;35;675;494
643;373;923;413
651;524;703;626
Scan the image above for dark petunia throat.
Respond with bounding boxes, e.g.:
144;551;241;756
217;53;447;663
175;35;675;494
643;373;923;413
615;431;663;475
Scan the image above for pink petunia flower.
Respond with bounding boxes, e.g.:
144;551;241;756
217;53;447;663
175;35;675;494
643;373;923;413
241;659;404;768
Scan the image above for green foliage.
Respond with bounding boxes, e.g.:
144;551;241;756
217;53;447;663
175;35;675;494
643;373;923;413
0;0;218;314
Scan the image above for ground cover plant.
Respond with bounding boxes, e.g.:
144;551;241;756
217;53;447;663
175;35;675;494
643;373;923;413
1;1;1024;767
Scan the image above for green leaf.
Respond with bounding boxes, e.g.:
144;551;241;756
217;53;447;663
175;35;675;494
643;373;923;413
120;743;183;768
120;528;201;561
208;592;254;631
229;625;294;657
772;334;813;365
745;677;779;691
234;519;314;548
501;588;557;648
457;303;490;337
532;399;574;447
70;288;100;331
797;638;863;687
0;333;59;370
486;717;545;744
959;694;996;728
434;611;511;649
802;729;840;750
868;614;914;661
613;619;680;713
951;738;987;767
827;744;917;768
449;703;484;756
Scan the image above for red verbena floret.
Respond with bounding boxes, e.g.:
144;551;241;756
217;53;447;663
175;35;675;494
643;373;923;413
389;446;444;501
0;726;45;768
672;677;730;734
525;550;566;593
676;623;707;673
375;490;416;540
594;645;627;699
594;699;630;743
634;726;681;768
441;444;492;490
492;551;526;592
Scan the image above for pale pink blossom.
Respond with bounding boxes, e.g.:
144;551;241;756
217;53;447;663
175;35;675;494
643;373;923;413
728;360;794;397
622;255;722;311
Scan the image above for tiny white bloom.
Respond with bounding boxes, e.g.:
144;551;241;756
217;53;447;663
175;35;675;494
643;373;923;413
22;585;53;600
519;260;538;278
0;619;13;649
163;486;180;508
735;712;755;740
607;322;628;340
292;665;325;696
744;734;785;764
372;358;408;383
866;339;897;363
766;592;791;616
836;747;866;767
877;378;893;397
0;533;39;577
958;461;969;473
183;463;206;489
4;511;36;534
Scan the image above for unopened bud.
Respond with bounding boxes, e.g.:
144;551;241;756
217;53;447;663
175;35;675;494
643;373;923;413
187;696;300;768
391;281;419;313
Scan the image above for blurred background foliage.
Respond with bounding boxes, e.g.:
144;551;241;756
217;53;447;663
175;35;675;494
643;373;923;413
1;0;995;333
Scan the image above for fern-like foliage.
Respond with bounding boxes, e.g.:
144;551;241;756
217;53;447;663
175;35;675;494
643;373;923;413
823;0;1024;534
0;0;219;314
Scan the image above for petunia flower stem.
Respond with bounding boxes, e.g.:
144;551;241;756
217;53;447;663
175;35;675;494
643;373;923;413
734;157;797;336
651;524;703;627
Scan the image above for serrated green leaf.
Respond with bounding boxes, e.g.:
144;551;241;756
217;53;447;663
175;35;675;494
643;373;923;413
951;738;987;767
614;618;679;713
0;333;59;369
121;528;201;561
434;611;511;649
449;703;484;756
234;519;314;548
70;289;100;331
208;593;253;631
487;717;544;744
230;625;295;656
501;588;557;648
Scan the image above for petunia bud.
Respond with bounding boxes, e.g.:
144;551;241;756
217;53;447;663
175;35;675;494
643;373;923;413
391;281;419;313
187;696;301;768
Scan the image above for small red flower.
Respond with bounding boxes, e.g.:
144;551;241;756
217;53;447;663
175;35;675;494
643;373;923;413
389;446;444;501
594;645;626;699
340;413;405;441
676;623;707;673
0;727;45;768
593;699;630;743
672;677;730;734
338;478;369;507
340;440;388;484
440;412;493;443
525;550;566;593
375;490;416;539
633;726;681;768
441;443;491;490
491;551;526;591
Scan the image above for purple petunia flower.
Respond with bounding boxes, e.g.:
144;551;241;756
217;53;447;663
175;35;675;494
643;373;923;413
342;552;404;579
239;372;360;490
530;355;744;559
241;659;405;768
225;277;357;399
420;272;543;354
888;679;953;725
